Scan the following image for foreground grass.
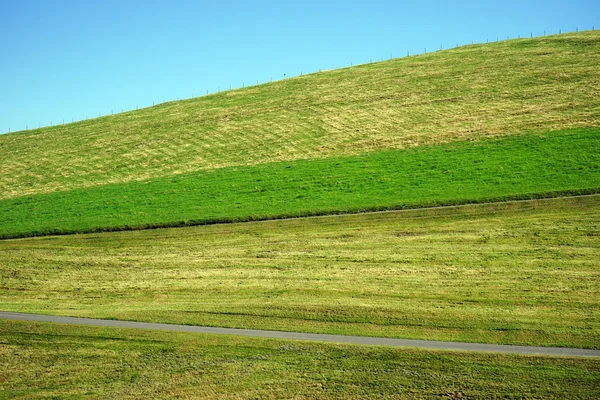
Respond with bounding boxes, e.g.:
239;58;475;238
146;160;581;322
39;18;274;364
1;320;599;399
1;31;599;199
1;195;598;349
1;127;598;239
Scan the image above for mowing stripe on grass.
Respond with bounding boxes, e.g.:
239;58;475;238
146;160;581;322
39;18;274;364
1;127;599;239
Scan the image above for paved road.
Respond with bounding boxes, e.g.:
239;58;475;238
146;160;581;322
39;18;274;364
2;312;599;357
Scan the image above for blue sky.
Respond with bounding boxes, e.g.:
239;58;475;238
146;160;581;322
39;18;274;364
1;0;598;133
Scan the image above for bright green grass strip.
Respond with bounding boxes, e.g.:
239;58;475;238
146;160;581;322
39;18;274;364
1;196;599;349
1;320;599;399
1;127;599;239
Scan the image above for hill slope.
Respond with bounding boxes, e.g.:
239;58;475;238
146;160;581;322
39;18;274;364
1;128;598;238
1;31;599;200
2;196;599;349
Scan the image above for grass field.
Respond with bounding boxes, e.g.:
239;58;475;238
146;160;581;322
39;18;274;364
1;127;598;238
2;30;600;398
1;320;599;399
1;31;599;200
2;195;598;349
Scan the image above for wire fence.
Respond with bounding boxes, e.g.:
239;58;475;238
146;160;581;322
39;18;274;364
3;26;595;135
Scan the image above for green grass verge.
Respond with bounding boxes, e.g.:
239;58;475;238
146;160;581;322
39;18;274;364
2;31;600;200
2;195;598;349
1;127;599;239
1;320;599;399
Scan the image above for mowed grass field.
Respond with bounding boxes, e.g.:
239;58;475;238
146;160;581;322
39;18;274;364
1;31;600;399
1;127;598;238
2;320;599;399
1;31;599;201
2;195;598;349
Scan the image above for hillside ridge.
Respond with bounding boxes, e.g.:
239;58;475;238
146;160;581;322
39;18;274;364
1;31;599;200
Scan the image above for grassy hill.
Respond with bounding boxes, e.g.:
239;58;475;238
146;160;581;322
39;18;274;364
1;31;599;200
2;196;598;349
1;127;598;238
1;31;599;238
2;33;600;398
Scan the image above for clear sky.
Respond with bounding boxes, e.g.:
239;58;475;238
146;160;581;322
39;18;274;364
1;0;598;134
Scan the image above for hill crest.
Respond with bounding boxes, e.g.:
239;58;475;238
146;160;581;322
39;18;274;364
1;31;599;200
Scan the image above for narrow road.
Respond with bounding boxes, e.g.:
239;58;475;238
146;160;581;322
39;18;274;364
2;312;599;357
